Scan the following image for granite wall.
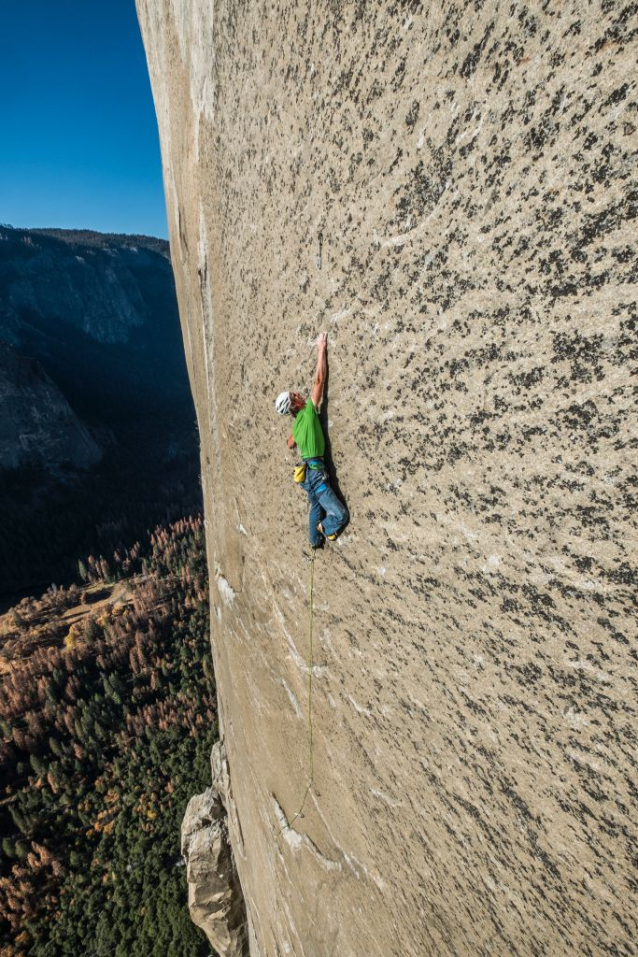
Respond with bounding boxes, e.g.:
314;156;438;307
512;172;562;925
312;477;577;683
136;2;637;954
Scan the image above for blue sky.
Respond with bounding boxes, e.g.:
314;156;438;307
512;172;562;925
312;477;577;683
0;1;167;238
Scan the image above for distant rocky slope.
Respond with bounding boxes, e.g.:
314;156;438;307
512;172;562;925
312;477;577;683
137;2;637;956
0;226;190;421
2;229;153;345
0;339;101;473
0;226;200;597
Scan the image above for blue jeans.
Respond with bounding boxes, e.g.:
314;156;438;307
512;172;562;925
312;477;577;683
302;464;349;546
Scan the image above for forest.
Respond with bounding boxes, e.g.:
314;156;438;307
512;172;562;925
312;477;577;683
0;426;201;602
0;515;214;956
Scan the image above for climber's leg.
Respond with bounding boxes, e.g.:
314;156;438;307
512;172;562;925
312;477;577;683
308;492;325;548
317;485;349;538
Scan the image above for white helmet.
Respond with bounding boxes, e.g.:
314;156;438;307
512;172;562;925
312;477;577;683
275;391;291;415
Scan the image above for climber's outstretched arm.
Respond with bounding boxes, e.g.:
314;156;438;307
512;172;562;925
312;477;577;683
311;333;328;408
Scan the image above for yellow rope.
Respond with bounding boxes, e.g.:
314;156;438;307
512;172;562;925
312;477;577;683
283;549;315;831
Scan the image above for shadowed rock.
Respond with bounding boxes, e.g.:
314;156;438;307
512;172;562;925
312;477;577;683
0;340;101;473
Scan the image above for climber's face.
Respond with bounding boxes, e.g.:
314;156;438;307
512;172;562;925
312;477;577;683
290;392;305;415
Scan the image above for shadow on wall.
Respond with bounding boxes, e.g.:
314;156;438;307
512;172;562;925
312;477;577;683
319;356;349;519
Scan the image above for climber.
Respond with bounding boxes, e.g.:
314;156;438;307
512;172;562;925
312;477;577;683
275;332;349;548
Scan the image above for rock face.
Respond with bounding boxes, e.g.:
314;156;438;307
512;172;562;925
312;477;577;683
182;743;249;957
0;340;101;473
137;3;637;955
0;227;190;415
0;226;167;345
0;226;199;597
0;225;194;469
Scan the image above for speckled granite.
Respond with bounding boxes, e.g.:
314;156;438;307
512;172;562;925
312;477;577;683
136;2;637;954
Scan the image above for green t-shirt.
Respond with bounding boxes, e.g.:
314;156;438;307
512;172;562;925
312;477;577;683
293;399;325;460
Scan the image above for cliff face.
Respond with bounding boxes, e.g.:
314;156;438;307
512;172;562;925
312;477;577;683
136;3;637;955
0;227;168;345
0;340;101;473
0;227;189;415
0;226;199;596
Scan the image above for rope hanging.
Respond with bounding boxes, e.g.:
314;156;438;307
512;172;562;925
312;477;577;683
282;549;316;831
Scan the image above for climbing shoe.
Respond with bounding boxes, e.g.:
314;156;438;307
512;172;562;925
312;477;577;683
317;522;338;542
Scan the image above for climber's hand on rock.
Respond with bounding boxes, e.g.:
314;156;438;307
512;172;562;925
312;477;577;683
317;332;327;351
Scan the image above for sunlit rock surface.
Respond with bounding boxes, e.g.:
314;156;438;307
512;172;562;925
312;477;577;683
137;2;637;954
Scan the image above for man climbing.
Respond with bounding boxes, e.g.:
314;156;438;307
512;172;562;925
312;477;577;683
275;332;349;548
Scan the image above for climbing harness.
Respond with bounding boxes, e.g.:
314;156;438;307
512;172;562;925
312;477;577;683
293;457;326;485
281;548;316;832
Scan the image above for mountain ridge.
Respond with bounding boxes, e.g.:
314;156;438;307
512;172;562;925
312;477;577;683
3;225;169;257
0;224;200;596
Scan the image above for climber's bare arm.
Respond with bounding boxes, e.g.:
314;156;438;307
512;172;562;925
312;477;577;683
311;333;328;408
287;434;295;449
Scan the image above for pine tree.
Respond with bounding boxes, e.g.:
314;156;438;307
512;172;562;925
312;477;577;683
29;753;46;776
2;837;16;859
15;839;29;860
49;736;64;758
